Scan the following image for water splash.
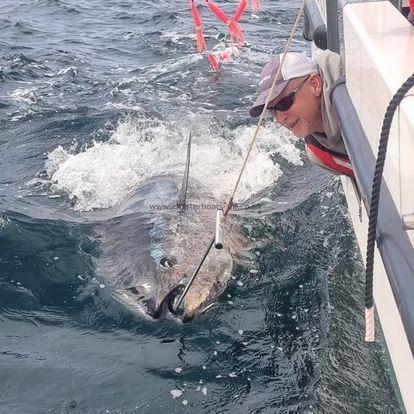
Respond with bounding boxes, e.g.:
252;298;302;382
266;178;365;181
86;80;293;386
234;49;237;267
42;116;301;211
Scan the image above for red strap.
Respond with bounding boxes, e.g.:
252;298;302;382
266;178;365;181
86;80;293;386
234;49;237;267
306;143;355;177
205;0;229;23
251;0;261;13
234;0;247;21
410;0;414;13
208;53;219;72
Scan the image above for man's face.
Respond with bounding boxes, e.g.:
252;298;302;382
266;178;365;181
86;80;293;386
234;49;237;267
269;74;322;139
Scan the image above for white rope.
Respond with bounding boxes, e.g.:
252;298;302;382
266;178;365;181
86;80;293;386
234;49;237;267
365;307;375;342
223;0;307;218
175;1;308;311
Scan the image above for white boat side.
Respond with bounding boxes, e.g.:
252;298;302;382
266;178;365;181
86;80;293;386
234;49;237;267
342;3;414;412
305;1;414;412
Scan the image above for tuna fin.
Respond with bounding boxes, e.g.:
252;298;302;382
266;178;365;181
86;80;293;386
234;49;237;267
178;132;192;210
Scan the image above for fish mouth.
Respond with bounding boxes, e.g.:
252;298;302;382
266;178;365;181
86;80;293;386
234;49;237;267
166;286;198;323
164;286;201;323
120;282;217;322
149;284;186;320
168;292;217;323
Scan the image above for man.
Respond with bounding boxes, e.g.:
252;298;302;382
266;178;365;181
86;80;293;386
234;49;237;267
408;0;414;25
250;51;354;177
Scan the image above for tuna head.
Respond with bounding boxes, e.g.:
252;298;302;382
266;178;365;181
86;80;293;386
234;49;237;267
101;132;243;322
98;191;239;323
170;245;234;322
114;232;235;322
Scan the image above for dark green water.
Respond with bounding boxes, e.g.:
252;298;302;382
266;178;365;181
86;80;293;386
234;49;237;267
0;1;402;413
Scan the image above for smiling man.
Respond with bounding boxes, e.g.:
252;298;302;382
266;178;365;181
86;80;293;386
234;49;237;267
250;51;354;177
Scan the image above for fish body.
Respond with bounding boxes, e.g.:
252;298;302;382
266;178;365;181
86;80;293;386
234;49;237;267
96;174;241;322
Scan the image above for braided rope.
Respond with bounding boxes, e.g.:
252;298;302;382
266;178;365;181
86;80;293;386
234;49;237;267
365;72;414;341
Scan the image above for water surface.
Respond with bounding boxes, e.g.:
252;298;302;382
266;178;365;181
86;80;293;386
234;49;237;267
0;1;402;413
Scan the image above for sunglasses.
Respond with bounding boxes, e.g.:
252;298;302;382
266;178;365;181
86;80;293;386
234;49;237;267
268;75;310;113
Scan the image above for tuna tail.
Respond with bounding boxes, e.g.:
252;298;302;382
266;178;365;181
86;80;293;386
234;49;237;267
178;132;192;210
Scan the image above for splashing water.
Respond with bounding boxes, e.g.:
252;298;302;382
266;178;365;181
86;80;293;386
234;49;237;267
43;116;302;211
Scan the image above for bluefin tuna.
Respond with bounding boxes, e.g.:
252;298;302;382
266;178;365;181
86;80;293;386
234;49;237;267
96;134;246;322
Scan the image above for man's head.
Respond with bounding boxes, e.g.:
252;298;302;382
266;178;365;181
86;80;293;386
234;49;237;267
250;52;324;138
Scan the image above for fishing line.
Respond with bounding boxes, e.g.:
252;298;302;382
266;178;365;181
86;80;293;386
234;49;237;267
174;0;307;312
223;0;307;219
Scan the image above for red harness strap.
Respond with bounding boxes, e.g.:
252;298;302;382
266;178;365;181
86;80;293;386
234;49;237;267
305;141;355;178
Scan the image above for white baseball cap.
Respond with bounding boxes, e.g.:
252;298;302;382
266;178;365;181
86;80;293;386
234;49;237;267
250;52;319;117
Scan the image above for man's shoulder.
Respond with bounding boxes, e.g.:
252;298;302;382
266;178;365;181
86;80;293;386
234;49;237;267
314;50;341;78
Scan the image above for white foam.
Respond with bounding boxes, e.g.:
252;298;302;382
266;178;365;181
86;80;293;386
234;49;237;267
0;215;9;230
105;102;144;112
57;66;78;76
145;54;202;82
9;88;38;104
42;117;301;211
170;390;182;399
160;31;195;43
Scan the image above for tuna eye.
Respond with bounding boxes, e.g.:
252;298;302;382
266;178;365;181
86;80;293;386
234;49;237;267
160;257;177;269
